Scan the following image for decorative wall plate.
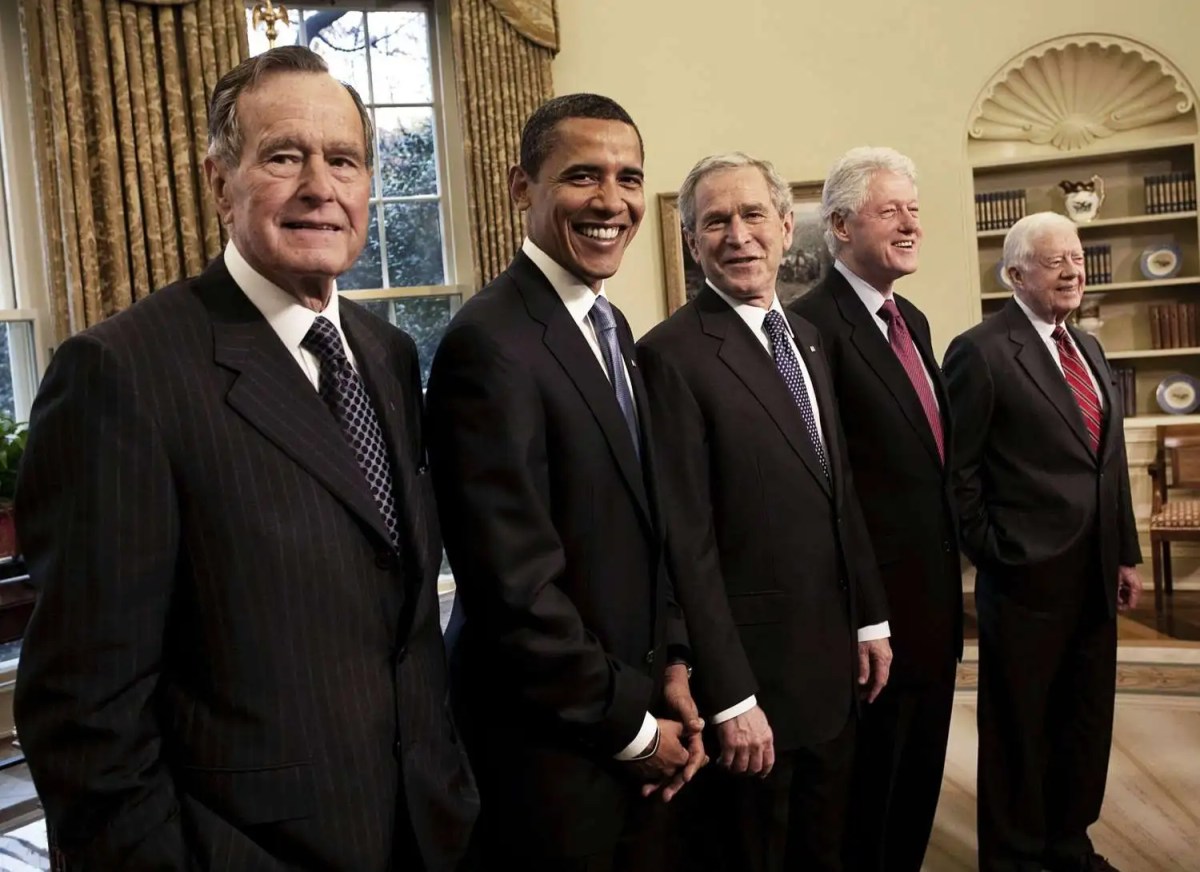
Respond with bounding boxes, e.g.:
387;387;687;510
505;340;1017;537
1156;374;1200;415
1140;243;1183;280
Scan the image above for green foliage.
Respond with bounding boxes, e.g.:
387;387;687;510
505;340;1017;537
0;416;28;503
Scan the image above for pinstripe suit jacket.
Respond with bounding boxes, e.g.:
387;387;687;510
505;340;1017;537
13;257;478;871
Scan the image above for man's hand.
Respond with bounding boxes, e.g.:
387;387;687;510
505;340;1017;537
715;704;774;777
647;663;709;801
857;637;892;704
628;718;689;790
1117;565;1143;612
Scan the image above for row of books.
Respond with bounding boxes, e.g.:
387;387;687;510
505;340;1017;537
1083;244;1112;285
975;190;1026;231
1149;302;1200;349
1110;367;1137;418
1145;171;1196;214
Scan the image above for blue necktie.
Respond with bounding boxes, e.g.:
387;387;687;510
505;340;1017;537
763;309;829;480
301;315;400;545
588;295;641;458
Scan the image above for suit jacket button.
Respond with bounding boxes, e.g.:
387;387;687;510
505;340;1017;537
395;644;408;663
394;739;402;758
943;540;952;553
376;551;395;571
645;649;655;665
838;578;848;591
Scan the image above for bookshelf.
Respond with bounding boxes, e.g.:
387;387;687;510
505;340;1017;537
970;140;1200;424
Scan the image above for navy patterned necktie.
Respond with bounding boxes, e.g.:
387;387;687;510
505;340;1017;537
763;309;829;480
588;295;641;458
301;315;400;545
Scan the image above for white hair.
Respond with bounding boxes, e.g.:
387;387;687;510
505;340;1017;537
820;146;918;255
1002;212;1080;273
678;152;791;234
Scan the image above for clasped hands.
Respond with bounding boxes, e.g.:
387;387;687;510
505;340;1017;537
628;663;709;802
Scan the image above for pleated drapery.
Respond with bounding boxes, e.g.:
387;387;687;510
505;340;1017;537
21;0;248;340
450;0;556;288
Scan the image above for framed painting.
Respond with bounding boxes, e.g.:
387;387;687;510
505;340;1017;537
658;181;828;314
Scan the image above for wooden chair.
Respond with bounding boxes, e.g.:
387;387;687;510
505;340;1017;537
1147;425;1200;603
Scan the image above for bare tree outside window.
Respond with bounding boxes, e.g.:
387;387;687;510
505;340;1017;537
246;4;462;384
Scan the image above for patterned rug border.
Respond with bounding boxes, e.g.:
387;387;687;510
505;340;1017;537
955;661;1200;695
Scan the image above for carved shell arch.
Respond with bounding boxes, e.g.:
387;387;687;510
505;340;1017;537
968;35;1196;152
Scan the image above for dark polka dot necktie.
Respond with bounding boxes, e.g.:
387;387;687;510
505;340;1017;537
763;309;829;481
301;315;400;545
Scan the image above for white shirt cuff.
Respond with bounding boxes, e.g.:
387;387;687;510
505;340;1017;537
613;712;658;760
711;694;757;725
857;621;891;642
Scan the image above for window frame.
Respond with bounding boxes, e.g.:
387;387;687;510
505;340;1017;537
0;0;51;421
246;0;474;302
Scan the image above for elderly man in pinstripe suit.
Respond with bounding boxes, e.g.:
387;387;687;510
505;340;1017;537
13;46;476;871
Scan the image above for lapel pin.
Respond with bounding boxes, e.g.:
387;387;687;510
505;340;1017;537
809;345;816;353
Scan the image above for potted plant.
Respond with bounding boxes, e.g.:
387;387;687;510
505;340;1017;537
0;416;27;559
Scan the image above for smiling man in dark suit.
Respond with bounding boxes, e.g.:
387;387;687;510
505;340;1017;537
943;211;1142;872
637;152;890;872
790;146;961;872
14;46;476;871
425;94;703;872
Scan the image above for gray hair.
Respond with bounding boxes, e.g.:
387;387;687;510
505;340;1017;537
207;45;375;169
1002;212;1080;273
678;152;791;235
821;146;918;255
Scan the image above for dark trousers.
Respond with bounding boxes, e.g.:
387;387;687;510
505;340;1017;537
975;544;1117;872
844;661;957;872
673;713;856;872
462;784;668;872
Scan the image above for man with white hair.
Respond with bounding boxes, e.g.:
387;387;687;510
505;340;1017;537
791;146;961;872
638;152;890;871
943;212;1142;872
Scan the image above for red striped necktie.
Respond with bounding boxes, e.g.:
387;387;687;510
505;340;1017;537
1051;325;1101;452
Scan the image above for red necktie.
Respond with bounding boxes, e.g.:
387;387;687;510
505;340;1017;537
878;299;944;462
1051;326;1101;452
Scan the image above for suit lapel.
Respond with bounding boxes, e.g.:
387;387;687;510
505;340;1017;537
511;255;652;524
1004;299;1095;458
697;287;831;496
828;272;941;466
203;263;393;547
341;303;429;573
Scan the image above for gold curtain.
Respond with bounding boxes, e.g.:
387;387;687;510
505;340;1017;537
451;0;557;288
21;0;248;341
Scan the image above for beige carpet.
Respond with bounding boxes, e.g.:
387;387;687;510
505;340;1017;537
925;653;1200;871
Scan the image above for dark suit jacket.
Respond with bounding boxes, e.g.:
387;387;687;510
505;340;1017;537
425;252;679;856
637;286;887;752
791;270;962;684
14;258;477;871
943;298;1141;610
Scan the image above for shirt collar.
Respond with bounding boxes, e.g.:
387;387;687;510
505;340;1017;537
834;258;892;317
705;278;790;338
522;237;608;328
1012;291;1062;342
224;240;346;354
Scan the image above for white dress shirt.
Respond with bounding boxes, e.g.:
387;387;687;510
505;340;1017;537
521;238;654;760
225;241;356;388
1013;293;1104;407
704;282;890;725
834;260;938;405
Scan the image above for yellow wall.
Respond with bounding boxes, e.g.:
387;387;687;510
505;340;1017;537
552;0;1200;353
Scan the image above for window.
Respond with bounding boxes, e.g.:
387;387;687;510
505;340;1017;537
0;2;49;422
245;2;471;383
